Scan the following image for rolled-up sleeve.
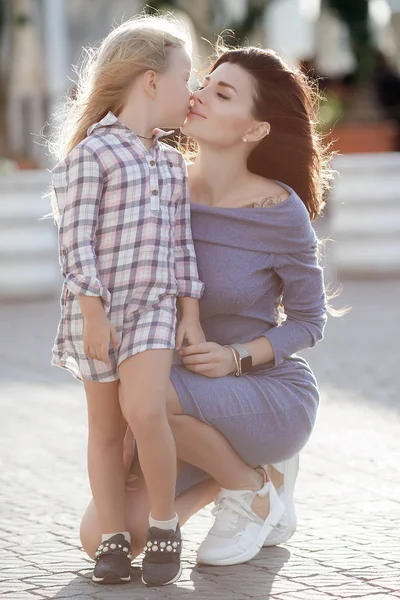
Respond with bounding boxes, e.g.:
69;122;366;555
174;162;205;298
263;241;327;366
55;145;111;312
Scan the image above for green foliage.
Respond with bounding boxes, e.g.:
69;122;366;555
0;0;4;38
144;0;376;81
145;0;179;15
327;0;375;81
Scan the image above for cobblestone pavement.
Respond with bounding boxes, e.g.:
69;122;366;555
0;279;399;599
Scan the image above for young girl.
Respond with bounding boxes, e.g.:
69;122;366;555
51;15;205;587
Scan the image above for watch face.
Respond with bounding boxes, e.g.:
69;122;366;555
241;355;252;374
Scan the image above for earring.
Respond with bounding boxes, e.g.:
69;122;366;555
242;137;248;143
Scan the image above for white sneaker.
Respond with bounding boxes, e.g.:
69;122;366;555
262;454;299;547
197;471;284;566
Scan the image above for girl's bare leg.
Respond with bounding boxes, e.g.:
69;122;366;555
83;378;127;533
81;375;270;558
119;349;176;522
80;465;219;559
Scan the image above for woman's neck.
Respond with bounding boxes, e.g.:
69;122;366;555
189;146;250;206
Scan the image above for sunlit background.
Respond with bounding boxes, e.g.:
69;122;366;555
0;0;400;296
0;6;399;597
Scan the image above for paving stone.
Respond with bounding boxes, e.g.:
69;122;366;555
1;280;399;599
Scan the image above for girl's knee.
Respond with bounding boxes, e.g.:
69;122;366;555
127;405;167;432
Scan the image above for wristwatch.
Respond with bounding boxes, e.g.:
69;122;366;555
230;343;253;376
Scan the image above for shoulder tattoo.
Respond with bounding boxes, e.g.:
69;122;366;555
251;194;287;208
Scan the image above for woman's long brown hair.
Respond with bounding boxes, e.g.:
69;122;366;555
210;46;334;221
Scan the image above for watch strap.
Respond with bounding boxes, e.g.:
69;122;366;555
224;345;241;376
230;343;252;375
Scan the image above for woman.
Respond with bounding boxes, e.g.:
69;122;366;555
80;44;331;570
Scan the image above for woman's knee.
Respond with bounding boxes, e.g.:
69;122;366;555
79;495;148;560
80;501;101;560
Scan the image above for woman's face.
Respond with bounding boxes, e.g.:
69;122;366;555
182;62;257;146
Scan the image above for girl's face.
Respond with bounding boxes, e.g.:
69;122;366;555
155;47;192;128
182;62;257;146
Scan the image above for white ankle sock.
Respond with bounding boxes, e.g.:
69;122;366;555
101;531;131;543
149;513;179;531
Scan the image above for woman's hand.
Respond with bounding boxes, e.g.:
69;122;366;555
175;318;206;349
83;312;118;364
178;342;236;378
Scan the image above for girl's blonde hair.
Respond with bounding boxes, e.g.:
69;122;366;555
50;13;191;161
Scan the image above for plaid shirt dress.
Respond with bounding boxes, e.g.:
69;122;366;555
52;112;204;382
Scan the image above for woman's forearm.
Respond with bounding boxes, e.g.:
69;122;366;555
241;336;275;367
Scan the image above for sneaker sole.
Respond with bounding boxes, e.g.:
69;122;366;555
263;454;299;547
197;497;285;566
141;564;182;587
92;574;131;584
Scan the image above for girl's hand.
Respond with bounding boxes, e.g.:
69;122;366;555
175;319;206;349
83;313;118;364
178;342;236;378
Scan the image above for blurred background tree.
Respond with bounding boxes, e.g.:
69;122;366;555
327;0;374;83
0;0;6;157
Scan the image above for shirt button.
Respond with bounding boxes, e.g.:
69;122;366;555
150;160;156;166
168;161;173;167
151;189;158;196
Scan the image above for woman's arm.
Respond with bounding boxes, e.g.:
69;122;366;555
178;338;273;378
179;240;326;376
263;241;327;366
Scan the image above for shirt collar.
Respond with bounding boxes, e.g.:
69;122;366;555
87;111;174;143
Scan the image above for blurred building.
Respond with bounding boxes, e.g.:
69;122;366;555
1;0;399;167
0;0;399;297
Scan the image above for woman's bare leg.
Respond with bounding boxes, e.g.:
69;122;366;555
166;381;263;492
84;378;127;534
267;466;284;490
80;464;219;560
81;376;271;559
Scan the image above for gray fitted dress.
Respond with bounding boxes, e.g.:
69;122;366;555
172;182;327;496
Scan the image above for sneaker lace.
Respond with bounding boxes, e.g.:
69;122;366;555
211;492;256;532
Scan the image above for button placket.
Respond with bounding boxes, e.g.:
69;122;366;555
150;188;159;211
149;151;161;212
149;161;160;211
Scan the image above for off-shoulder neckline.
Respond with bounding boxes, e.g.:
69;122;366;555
190;181;295;212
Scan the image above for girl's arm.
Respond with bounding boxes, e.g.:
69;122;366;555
174;156;205;347
173;156;204;302
56;145;111;313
